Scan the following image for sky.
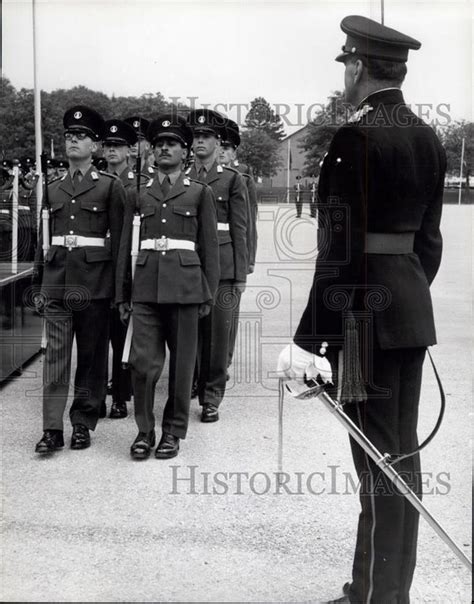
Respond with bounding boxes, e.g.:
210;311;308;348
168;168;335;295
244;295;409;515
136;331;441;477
2;0;473;134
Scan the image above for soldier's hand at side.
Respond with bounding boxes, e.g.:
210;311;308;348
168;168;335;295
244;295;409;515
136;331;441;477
198;302;212;319
234;281;246;295
277;343;333;385
33;294;45;315
119;302;132;324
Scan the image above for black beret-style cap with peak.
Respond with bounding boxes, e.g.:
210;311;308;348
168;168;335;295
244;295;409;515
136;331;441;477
123;116;150;139
187;109;227;138
147;113;193;149
63;105;105;140
221;118;241;148
103;119;138;146
335;15;421;63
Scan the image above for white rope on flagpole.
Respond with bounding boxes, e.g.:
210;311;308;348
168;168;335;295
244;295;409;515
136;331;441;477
458;137;465;205
32;0;44;230
286;139;291;203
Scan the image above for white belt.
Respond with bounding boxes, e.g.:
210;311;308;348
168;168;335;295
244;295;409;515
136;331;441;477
52;235;105;248
18;205;31;211
217;222;230;231
0;209;9;214
141;237;195;251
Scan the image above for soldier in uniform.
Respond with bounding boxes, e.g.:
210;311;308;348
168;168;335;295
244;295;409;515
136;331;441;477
219;118;258;372
33;105;126;454
278;16;445;604
116;113;219;459
123;116;154;177
102;119;146;418
309;176;318;218
294;176;303;217
186;109;247;423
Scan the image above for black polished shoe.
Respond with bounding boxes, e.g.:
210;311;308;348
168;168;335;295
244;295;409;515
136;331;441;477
155;433;180;459
70;424;90;450
35;430;64;454
99;400;107;418
324;583;351;604
110;400;127;419
130;430;156;460
106;381;113;396
201;403;219;423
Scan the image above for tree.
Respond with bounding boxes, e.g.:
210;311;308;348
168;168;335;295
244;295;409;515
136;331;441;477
299;91;350;177
441;120;473;191
244;97;286;141
0;79;182;160
238;129;283;178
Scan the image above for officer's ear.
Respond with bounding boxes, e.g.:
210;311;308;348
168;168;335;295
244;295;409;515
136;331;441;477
91;141;99;154
181;146;188;161
353;59;365;85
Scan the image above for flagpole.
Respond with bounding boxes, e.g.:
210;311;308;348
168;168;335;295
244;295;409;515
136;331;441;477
381;0;385;24
286;139;291;203
32;0;44;229
458;137;465;205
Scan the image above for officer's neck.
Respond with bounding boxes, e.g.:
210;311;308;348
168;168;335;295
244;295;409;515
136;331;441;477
194;150;217;170
353;82;401;108
107;160;128;176
156;163;182;175
68;158;92;174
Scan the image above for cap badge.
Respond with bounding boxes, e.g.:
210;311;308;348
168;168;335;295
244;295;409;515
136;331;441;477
198;116;206;124
162;120;171;127
74;111;82;119
110;125;118;133
133;120;140;128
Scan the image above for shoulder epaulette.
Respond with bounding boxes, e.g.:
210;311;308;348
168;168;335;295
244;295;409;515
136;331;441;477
99;170;118;180
222;165;239;175
47;175;63;185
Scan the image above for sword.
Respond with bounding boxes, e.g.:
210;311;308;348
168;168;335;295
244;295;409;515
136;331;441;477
278;377;472;572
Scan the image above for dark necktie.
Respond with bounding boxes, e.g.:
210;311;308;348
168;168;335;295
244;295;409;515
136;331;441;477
72;169;82;190
161;174;171;197
198;166;206;182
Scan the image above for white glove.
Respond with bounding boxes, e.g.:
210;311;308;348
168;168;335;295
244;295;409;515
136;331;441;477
277;343;333;384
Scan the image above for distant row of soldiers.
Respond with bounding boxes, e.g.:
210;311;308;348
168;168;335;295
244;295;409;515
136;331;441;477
294;178;318;218
32;104;258;461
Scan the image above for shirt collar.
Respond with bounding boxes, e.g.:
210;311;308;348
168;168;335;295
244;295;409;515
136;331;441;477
68;163;92;178
357;87;401;108
156;168;182;185
194;158;215;174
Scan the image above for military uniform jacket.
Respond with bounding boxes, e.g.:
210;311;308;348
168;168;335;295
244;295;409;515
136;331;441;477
115;172;220;305
294;89;446;352
32;167;125;300
187;162;248;282
234;162;258;271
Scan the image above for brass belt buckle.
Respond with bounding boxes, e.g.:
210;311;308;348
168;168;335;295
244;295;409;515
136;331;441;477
65;235;78;250
155;237;168;251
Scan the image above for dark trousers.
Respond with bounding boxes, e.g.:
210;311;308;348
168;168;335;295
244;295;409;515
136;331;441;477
344;347;426;604
198;280;237;408
227;287;243;368
295;199;303;217
130;302;199;439
110;307;132;403
42;298;110;431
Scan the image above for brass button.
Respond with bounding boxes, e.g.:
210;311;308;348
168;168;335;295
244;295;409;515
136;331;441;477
162;218;166;223
69;230;74;234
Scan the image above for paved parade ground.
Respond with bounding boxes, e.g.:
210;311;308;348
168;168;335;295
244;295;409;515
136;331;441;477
1;204;472;603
